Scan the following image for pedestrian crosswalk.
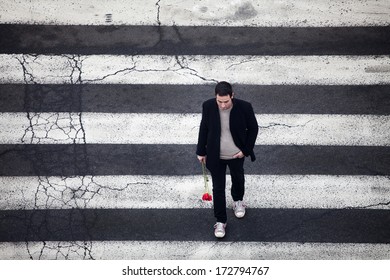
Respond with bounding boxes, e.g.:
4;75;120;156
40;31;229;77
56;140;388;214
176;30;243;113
2;241;390;260
1;175;389;210
1;0;389;26
0;0;390;260
2;54;390;84
1;112;390;145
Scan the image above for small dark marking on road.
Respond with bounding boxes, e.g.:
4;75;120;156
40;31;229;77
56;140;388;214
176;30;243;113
105;14;112;23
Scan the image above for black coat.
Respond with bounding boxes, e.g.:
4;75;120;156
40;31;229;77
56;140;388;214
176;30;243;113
196;98;259;172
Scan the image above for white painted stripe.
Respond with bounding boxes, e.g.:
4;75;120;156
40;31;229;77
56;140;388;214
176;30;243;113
1;175;389;210
1;113;389;146
1;54;390;85
1;241;389;260
1;0;389;27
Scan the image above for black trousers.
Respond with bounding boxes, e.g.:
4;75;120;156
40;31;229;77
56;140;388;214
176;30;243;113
210;157;245;223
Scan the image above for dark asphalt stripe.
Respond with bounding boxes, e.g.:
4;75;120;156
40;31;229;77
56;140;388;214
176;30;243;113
1;24;389;55
0;144;389;176
1;84;389;115
1;208;389;243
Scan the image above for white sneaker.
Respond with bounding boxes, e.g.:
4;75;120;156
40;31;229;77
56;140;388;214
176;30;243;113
233;200;246;218
214;222;227;238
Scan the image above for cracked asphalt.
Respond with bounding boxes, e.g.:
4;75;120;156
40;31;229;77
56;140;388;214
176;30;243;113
0;1;390;260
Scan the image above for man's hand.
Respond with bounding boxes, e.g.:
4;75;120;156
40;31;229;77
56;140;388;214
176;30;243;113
233;151;245;159
197;155;206;164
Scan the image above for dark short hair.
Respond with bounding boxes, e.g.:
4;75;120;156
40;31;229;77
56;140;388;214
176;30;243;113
215;81;233;97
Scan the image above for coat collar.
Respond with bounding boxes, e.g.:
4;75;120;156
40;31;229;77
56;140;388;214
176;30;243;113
212;97;237;110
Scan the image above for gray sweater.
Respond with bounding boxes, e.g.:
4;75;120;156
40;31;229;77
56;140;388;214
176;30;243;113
219;106;240;159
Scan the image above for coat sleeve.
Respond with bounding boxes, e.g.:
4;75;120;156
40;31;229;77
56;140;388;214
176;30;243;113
196;102;208;156
242;103;259;158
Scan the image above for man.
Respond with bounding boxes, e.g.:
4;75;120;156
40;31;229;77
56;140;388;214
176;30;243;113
196;81;259;238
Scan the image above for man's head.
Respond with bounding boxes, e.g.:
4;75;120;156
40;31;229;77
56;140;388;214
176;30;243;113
215;81;234;110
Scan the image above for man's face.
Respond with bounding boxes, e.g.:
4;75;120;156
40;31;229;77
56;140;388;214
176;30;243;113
216;94;233;110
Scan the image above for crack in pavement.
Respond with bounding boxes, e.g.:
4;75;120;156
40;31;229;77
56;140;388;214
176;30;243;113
21;112;85;144
13;54;130;259
226;57;261;71
83;54;219;84
174;55;218;83
346;200;390;210
156;0;162;26
258;119;315;129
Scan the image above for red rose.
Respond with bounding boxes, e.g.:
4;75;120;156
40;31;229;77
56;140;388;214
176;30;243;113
202;193;212;201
